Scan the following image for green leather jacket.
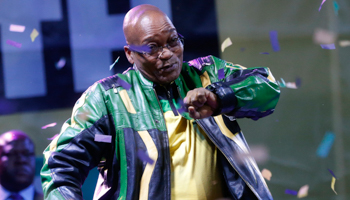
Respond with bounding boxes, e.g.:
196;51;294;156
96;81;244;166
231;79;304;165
41;55;280;200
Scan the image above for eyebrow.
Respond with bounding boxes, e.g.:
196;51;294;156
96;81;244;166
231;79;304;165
142;28;177;43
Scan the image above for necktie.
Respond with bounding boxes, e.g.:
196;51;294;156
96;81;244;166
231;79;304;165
7;193;24;200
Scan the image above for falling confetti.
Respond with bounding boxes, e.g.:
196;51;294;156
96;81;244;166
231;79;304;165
94;134;112;143
297;185;309;198
316;132;335;158
129;44;151;53
328;168;337;178
269;31;280;52
41;122;57;129
333;1;339;15
260;52;269;55
218;68;225;79
221;37;232;52
313;29;336;44
55;57;66;70
285;82;297;89
9;24;25;32
240;47;246;52
285;189;298;196
331;177;337;195
6;39;22;48
320;44;335;49
47;133;59;141
296;77;302;88
30;29;39;42
137;149;154;164
261;168;272;181
110;56;120;70
339;40;350;47
117;77;131;90
319;0;327;11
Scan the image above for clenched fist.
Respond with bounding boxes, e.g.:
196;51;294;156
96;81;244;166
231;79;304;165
183;88;219;119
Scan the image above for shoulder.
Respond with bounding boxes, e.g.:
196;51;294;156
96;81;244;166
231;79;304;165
96;66;136;92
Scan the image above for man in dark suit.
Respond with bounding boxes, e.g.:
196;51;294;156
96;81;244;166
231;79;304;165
0;130;43;200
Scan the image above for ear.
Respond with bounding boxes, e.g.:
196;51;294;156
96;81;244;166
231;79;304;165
124;46;134;65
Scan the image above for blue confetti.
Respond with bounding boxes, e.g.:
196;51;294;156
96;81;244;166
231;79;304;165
317;132;335;158
137;149;154;164
260;52;269;55
129;44;151;53
320;44;335;49
269;31;280;52
285;189;298;196
328;168;337;179
333;1;339;15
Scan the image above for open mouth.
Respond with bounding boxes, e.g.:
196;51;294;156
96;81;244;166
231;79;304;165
160;63;176;73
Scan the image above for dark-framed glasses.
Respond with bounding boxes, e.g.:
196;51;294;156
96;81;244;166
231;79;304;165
128;33;184;59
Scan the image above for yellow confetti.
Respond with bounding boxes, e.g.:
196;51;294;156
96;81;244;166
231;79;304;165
261;168;272;181
221;37;232;52
339;40;350;47
297;185;309;198
30;28;39;42
331;177;337;195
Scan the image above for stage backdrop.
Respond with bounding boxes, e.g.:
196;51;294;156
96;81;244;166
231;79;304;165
1;0;349;199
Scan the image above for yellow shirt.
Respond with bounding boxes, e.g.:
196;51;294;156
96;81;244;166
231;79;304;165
164;111;223;200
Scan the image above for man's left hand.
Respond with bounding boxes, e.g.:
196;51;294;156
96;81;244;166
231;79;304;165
183;88;219;119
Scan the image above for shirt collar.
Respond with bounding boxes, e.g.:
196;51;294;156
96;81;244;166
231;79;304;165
0;184;34;200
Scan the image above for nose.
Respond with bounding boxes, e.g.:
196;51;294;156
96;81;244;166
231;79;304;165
158;46;173;59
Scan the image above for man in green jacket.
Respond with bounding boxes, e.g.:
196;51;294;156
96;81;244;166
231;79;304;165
41;4;280;200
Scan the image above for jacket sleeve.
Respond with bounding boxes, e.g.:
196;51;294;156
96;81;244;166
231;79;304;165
204;56;280;120
40;83;116;200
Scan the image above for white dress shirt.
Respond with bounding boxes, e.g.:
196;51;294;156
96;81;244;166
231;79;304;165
0;184;35;200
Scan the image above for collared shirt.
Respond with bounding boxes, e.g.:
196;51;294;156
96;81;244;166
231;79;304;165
0;184;35;200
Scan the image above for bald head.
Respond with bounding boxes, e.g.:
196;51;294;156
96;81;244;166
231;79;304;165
0;130;33;149
123;4;173;45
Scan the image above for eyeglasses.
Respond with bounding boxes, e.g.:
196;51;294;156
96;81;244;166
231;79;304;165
128;33;184;59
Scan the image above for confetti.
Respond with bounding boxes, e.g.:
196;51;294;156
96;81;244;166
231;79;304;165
30;29;39;42
285;189;298;196
218;68;225;79
313;29;336;44
319;0;327;11
328;168;337;178
137;149;154;164
240;47;246;52
221;37;232;52
47;134;59;141
260;52;269;55
320;44;335;49
261;168;272;181
9;24;25;32
297;185;309;198
117;77;131;90
6;39;22;48
339;40;350;47
269;31;280;52
55;57;66;70
296;77;302;88
331;177;337;195
110;56;120;70
333;1;339;15
41;122;57;129
128;45;151;53
285;82;297;89
316;131;335;158
94;134;112;143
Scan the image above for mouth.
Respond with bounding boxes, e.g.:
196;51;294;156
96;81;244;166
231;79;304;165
159;63;176;73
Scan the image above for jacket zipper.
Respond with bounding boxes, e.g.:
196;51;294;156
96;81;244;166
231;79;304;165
196;119;261;200
152;88;172;200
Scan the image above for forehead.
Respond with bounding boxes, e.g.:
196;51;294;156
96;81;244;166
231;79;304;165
2;139;34;153
135;13;176;42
